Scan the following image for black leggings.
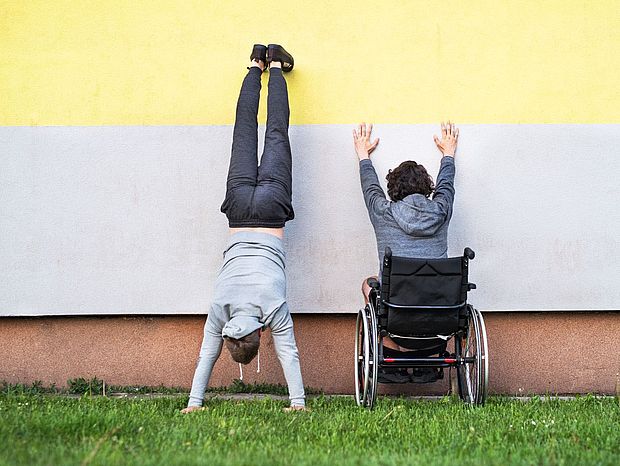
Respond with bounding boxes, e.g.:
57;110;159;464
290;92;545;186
220;67;294;228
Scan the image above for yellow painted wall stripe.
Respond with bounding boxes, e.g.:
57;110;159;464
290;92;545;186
1;0;619;125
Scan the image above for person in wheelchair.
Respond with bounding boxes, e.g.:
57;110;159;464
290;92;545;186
352;122;458;383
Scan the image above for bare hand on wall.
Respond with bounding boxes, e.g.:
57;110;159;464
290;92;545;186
353;123;380;161
433;121;459;157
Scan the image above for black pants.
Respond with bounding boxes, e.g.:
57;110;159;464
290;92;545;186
220;67;294;228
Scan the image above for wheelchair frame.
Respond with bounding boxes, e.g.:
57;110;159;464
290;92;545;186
355;247;489;409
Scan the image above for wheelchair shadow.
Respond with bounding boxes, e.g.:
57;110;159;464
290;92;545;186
378;377;451;396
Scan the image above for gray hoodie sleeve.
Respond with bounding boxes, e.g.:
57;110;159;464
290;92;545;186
432;156;456;220
269;303;305;407
359;158;390;220
187;312;224;407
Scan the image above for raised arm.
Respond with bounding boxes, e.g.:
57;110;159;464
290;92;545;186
432;121;458;217
353;123;389;216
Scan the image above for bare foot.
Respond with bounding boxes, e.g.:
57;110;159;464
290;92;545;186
283;406;309;412
180;406;207;414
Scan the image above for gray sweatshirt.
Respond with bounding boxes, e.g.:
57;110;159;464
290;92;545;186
187;231;305;407
359;156;456;265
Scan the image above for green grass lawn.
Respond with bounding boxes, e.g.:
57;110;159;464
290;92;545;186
0;394;618;466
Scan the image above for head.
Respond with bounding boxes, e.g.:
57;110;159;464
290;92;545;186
224;329;261;364
386;161;434;201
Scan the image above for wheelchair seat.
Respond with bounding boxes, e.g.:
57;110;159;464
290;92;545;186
383;254;470;352
355;247;489;409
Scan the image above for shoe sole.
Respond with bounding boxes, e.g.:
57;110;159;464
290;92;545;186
267;44;294;72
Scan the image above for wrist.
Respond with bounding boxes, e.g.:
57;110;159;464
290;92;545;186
357;153;370;161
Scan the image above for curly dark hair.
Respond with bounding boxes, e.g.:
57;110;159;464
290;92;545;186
386;161;434;201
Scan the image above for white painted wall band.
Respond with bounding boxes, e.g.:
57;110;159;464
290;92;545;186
1;125;619;315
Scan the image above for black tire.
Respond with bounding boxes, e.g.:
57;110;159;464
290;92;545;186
354;309;370;406
355;306;379;409
366;304;379;409
456;305;482;404
473;306;489;404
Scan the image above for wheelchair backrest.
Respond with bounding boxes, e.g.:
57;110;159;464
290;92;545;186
380;248;472;337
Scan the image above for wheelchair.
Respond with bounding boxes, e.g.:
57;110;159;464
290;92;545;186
355;247;489;409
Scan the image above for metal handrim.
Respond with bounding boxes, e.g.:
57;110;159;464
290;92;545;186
354;309;370;406
469;306;482;404
474;307;489;404
366;305;378;409
458;307;481;404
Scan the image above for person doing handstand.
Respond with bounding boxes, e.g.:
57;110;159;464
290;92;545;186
182;44;306;413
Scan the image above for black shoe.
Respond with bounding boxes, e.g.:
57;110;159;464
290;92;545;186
377;368;410;384
266;44;294;72
250;44;267;65
410;367;443;384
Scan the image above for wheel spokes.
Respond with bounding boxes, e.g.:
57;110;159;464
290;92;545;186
366;305;378;409
354;310;367;406
462;310;481;404
474;307;489;404
354;309;370;406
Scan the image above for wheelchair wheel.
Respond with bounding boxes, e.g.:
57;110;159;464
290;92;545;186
366;304;379;409
456;305;488;405
354;308;370;406
354;306;378;408
474;307;489;404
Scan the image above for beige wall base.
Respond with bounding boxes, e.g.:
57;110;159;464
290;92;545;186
1;313;619;395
